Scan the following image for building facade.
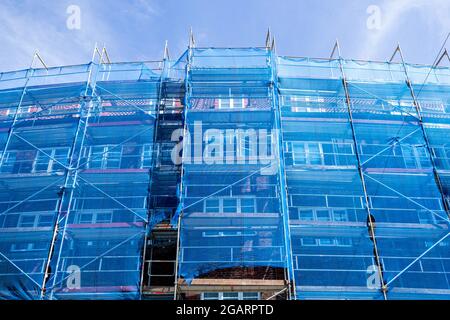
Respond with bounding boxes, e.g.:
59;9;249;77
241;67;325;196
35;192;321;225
0;46;450;300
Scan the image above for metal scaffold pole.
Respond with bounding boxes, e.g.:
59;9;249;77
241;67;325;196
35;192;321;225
332;40;388;300
268;37;296;300
139;42;169;298
41;45;104;299
174;30;194;300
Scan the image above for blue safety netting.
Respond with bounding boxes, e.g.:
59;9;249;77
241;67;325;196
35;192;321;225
177;48;291;287
277;57;383;299
0;61;162;299
344;60;450;299
1;47;450;300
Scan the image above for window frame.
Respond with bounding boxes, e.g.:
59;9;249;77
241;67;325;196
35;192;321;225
203;197;257;214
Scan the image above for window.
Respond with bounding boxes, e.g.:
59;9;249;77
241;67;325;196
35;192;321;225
316;210;331;221
418;210;436;224
201;292;260;300
34;151;51;172
333;210;349;222
79;212;113;224
87;146;121;169
402;145;428;169
11;242;47;252
106;147;121;168
79;213;94;224
89;146;104;169
53;148;69;171
8;214;53;228
292;142;324;166
335;142;353;155
301;238;318;246
318;238;335;246
223;199;237;213
87;145;154;169
96;213;113;223
2;151;37;174
18;215;36;228
218;98;247;110
222;292;239;300
298;210;314;221
336;237;352;247
240;198;256;213
10;243;29;252
202;231;257;237
308;144;321;165
142;144;153;168
205;199;220;213
204;198;256;214
292;143;306;165
38;215;54;227
33;148;69;173
297;209;347;222
242;292;260;300
202;292;219;300
1;152;9;171
121;145;141;169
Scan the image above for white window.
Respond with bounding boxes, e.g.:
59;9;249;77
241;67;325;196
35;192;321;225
292;142;324;165
218;98;246;109
202;231;257;237
201;292;260;300
297;209;348;222
203;198;256;213
33;148;69;173
403;145;428;169
17;214;54;228
87;145;121;169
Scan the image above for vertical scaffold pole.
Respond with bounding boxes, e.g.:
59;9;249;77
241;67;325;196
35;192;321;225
333;41;388;300
173;33;194;300
268;45;297;300
139;51;169;298
41;46;104;299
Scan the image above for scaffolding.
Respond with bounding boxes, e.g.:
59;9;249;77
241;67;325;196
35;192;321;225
0;37;450;300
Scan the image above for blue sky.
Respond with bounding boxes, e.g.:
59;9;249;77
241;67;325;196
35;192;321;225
0;0;449;71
